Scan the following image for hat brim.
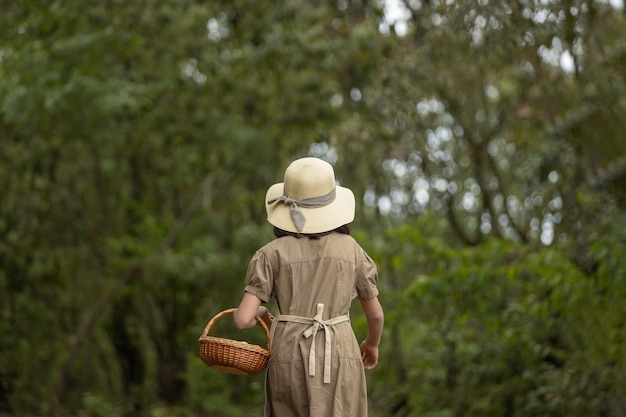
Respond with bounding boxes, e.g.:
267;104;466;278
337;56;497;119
265;183;355;234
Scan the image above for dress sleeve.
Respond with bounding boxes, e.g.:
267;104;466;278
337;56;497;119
243;248;274;303
356;248;379;300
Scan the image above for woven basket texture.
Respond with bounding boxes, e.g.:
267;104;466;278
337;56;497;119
198;308;270;375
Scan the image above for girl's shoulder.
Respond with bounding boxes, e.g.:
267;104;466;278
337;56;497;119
327;231;361;246
255;236;298;256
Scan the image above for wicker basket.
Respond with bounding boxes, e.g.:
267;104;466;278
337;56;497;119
198;308;270;375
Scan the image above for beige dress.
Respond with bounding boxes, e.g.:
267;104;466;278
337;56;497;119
243;232;379;417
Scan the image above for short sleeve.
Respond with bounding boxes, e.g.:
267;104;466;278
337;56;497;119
243;248;274;303
356;249;379;300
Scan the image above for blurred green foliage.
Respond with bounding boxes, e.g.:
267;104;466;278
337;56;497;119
1;0;625;416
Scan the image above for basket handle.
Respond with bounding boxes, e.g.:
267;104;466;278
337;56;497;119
201;308;271;350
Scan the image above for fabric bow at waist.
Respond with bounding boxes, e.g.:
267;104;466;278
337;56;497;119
272;303;349;384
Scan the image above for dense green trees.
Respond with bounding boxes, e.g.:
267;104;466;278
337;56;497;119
1;0;625;416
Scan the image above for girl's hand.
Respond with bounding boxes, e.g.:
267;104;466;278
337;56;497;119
257;306;274;327
360;341;379;370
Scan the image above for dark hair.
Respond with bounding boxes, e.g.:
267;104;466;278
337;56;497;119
273;224;350;239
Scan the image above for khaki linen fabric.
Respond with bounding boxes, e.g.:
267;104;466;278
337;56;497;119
244;232;379;417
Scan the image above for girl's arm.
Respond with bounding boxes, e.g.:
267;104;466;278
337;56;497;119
359;296;384;370
233;292;272;329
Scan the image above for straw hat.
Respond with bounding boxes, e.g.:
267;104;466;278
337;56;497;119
265;157;355;234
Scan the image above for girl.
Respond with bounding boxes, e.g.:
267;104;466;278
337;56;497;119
233;157;384;417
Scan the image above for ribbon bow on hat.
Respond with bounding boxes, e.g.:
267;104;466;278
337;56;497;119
267;188;336;232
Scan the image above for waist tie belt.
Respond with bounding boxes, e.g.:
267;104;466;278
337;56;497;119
271;303;349;384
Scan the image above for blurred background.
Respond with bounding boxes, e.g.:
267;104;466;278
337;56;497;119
1;0;625;416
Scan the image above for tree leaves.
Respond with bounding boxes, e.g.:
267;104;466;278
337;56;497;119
1;0;625;415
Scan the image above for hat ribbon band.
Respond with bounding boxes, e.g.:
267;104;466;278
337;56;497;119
267;188;336;232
